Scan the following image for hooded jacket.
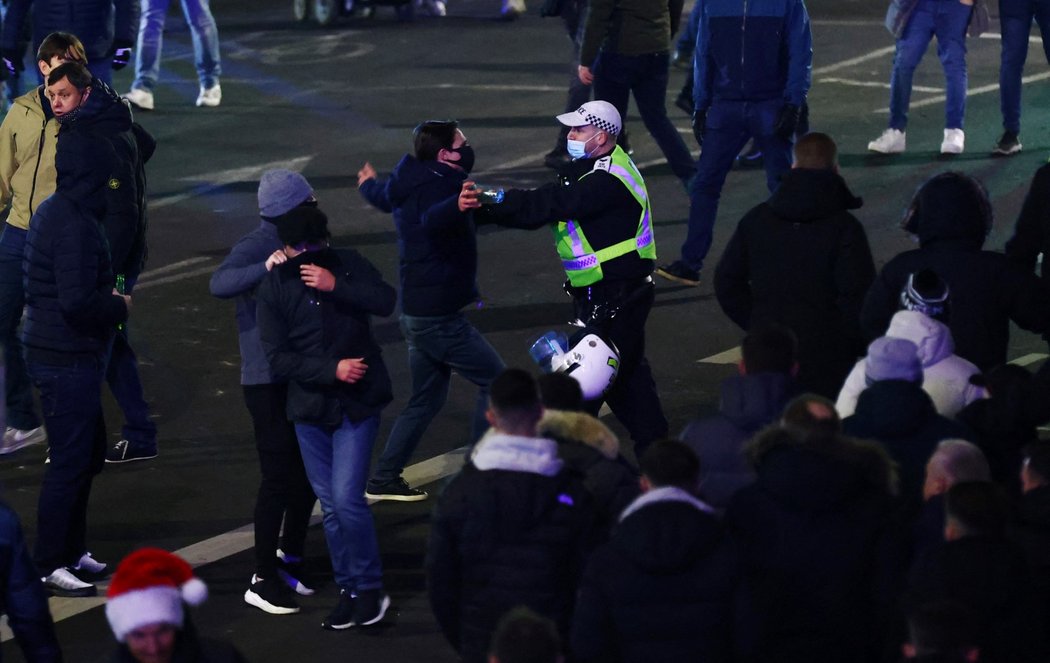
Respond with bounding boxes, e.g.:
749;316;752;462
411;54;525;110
837;311;984;418
1;0;139;61
570;487;737;663
715;169;875;398
1006;162;1050;289
0;88;58;232
358;155;478;317
427;433;595;663
680;371;795;511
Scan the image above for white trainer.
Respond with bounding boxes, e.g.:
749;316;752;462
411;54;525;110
196;84;221;108
123;87;154;111
867;128;906;154
501;0;525;18
940;128;965;154
73;552;107;575
42;568;96;597
0;426;47;455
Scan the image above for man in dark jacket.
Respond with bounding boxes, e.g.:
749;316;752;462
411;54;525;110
1011;442;1050;631
861;171;1050;372
1005;162;1050;350
0;498;62;661
571;440;737;663
714;133;875;397
679;324;798;511
256;206;397;631
357;120;504;502
427;369;595;663
23;129;129;597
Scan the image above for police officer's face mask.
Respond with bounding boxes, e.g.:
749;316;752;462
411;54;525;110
566;132;600;159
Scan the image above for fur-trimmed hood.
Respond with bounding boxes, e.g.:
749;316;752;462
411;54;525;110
537;409;619;460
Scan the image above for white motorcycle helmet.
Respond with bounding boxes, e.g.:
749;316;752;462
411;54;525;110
529;328;620;400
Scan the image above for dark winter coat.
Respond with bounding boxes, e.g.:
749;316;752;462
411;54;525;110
680;371;795;511
725;430;900;663
427;434;595;663
1009;485;1050;631
0;501;61;663
22;131;127;364
844;380;971;509
907;535;1046;663
1;0;139;61
956;397;1038;491
255;248;396;426
358;156;479;316
571;488;737;663
1006;163;1050;341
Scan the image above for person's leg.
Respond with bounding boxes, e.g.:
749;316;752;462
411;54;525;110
134;0;172;91
0;225;39;433
294;422;352;590
998;0;1032;133
63;405;107;566
888;3;937;130
105;326;157;454
180;0;222;89
330;415;383;594
935;0;972;130
86;58;113;87
593;51;634;139
748;99;794;194
1036;0;1050;63
631;51;696;184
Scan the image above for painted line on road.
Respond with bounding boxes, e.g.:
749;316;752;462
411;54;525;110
135;266;220;291
151;155;315;209
979;32;1043;43
697;346;742;365
353;83;564;92
813;45;897;76
1008;353;1049;367
137;257;214;281
875;70;1050;112
819;77;943;93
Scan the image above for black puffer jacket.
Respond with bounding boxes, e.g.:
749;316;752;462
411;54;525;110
571;489;737;663
255;248;396;426
1;0;139;61
0;501;61;663
1006;162;1050;287
714;169;875;398
1010;486;1050;631
427;435;595;663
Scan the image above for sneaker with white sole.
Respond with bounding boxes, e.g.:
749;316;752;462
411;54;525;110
276;549;315;596
365;477;428;502
322;589;356;630
72;552;107;576
42;568;96;597
123;87;154;111
106;439;158;463
992;130;1022;156
352;589;390;626
244;574;300;615
940;128;965;154
196;84;221;108
0;426;47;455
867;128;906;154
501;0;525;18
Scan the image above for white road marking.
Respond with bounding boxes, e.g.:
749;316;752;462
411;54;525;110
355;83;565;92
812;45;897;76
875;70;1050;112
697;346;742;365
137;256;213;280
151;155;314;209
979;32;1043;43
1008;353;1049;367
135;266;221;291
819;77;943;93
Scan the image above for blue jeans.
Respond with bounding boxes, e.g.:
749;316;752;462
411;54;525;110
682;99;792;272
0;225;39;431
888;0;972;130
295;416;382;592
133;0;222;91
370;313;504;484
28;358;107;573
593;51;697;184
999;0;1050;132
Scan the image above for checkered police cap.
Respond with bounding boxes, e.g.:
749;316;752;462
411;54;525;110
556;100;622;135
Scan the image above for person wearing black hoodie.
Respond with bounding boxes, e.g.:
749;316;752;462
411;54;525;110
714;133;875;398
357;120;504;502
1005;162;1050;352
860;171;1050;372
1010;442;1050;632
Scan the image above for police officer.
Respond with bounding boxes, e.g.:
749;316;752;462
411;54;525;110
460;100;668;457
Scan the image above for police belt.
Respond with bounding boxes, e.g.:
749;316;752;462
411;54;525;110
565;275;653;304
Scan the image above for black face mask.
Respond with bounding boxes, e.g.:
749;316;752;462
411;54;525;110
449;145;475;174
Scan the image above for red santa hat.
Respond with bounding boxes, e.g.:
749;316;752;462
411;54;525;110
105;548;208;642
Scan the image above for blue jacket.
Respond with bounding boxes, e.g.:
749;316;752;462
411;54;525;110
209;221;283;386
0;501;62;663
693;0;813;111
359;155;479;317
0;0;139;61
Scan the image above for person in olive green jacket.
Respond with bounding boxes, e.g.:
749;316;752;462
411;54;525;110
0;32;86;455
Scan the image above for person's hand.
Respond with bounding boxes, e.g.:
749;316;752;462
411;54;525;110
692;108;707;148
578;65;594;85
336;358;368;383
357;162;377;187
265;249;287;271
773;103;801;141
300;264;335;292
111;39;133;71
458;181;481;212
1;48;23;78
114;290;132;311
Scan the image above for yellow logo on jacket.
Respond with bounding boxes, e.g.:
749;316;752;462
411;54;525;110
108;178;120;190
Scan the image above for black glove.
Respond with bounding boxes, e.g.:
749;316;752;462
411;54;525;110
111;39;134;70
692;108;707;148
1;48;24;78
773;103;800;141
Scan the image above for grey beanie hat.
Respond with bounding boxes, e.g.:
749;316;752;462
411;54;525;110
258;169;314;218
865;337;923;386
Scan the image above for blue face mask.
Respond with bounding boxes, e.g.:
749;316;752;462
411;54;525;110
566;133;599;159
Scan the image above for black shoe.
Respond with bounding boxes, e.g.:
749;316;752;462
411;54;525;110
352;589;391;626
365;477;428;502
322;589;356;630
276;549;315;596
543;147;571;170
671;49;692;69
992;130;1022;156
674;92;694;115
655;261;701;286
244;574;300;615
105;439;158;464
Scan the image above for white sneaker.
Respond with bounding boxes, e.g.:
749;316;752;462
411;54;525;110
1;426;47;455
867;128;906;154
123;87;154;111
72;552;107;575
416;0;446;15
42;568;96;597
196;84;221;108
940;128;965;154
501;0;525;18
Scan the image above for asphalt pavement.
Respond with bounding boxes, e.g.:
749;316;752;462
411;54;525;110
1;0;1049;660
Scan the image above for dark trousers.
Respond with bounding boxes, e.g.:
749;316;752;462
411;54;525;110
593;50;697;184
105;323;157;450
243;383;316;578
28;357;106;573
555;0;592;149
575;280;668;458
0;224;39;431
999;0;1050;132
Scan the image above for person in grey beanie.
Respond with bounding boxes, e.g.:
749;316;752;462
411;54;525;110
209;169;318;616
